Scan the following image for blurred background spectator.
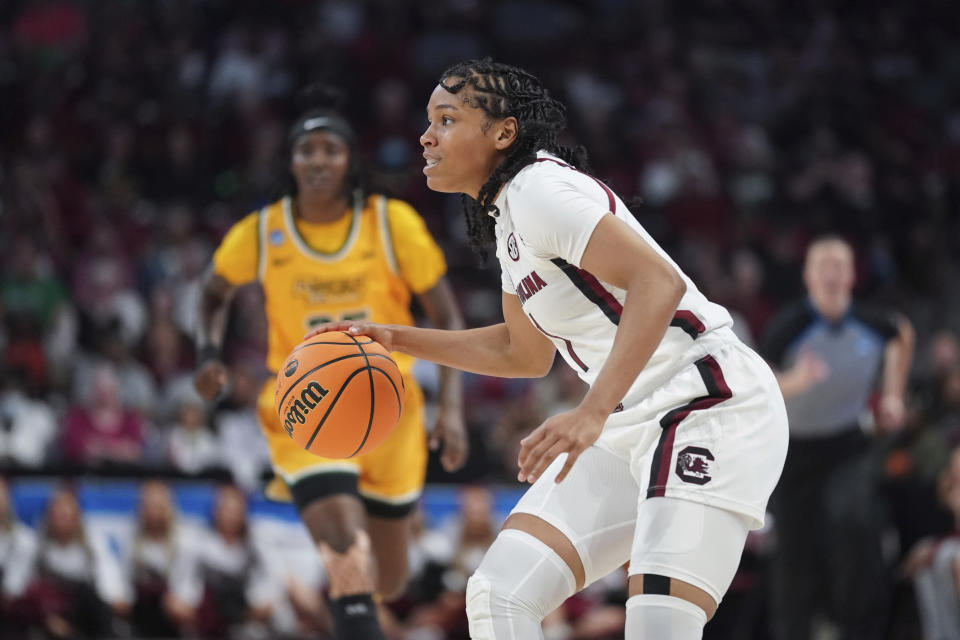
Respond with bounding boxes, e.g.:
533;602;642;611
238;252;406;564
124;480;185;638
908;448;960;640
62;365;145;469
2;0;960;637
165;484;277;639
0;476;38;634
5;487;128;639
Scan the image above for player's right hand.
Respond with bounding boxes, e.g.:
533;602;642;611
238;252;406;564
304;322;395;352
194;360;228;401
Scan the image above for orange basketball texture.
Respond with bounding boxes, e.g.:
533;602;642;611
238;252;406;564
274;332;405;459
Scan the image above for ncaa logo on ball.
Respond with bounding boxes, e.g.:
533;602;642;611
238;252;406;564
284;358;299;377
507;233;520;261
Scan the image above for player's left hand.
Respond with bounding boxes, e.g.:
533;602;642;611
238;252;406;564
517;405;605;484
431;405;468;472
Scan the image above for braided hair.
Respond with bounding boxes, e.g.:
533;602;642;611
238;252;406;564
438;58;589;260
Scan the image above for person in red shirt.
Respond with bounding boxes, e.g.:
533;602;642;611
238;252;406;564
63;365;143;467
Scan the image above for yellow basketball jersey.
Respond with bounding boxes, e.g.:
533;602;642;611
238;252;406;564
212;194;446;376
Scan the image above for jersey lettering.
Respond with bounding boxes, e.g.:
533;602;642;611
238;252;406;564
515;270;548;304
293;276;366;304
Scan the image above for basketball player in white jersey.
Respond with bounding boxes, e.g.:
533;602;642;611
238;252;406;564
308;58;789;640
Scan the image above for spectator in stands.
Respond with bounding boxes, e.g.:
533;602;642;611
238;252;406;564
140;295;197;420
166;391;220;475
490;366;587;481
16;488;128;639
0;234;68;338
560;568;630;640
73;241;147;352
126;480;186;638
72;323;158;416
213;362;272;490
281;571;333;639
909;447;960;639
0;477;38;636
444;485;497;594
405;506;456;609
63;364;144;468
0;365;57;468
936;368;960;443
490;383;546;481
2;313;48;399
12;0;89;57
166;485;278;639
402;486;497;639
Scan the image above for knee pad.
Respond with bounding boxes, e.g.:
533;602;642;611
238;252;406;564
625;594;706;640
466;530;577;640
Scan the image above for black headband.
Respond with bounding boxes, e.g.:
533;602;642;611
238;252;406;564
288;113;356;147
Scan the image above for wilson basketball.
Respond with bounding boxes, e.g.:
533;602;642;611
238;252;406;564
274;332;404;459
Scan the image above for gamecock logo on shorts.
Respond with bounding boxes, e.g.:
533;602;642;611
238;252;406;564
675;446;714;485
507;233;520;261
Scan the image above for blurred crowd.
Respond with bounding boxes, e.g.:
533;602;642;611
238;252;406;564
0;477;531;640
3;0;960;638
1;479;285;639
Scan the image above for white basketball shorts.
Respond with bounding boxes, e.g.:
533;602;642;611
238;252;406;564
601;329;788;528
510;330;788;586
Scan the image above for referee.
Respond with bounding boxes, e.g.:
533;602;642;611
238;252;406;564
761;235;914;640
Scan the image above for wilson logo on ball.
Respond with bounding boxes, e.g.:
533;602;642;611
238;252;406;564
283;381;329;437
274;332;404;459
284;358;299;377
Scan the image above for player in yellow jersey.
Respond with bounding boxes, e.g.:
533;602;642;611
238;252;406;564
193;86;467;640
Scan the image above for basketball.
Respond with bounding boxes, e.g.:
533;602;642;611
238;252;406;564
274;332;404;459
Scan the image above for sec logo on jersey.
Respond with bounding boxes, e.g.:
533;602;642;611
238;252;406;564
507;233;520;261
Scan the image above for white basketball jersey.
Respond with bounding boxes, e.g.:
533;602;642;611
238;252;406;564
493;151;735;409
